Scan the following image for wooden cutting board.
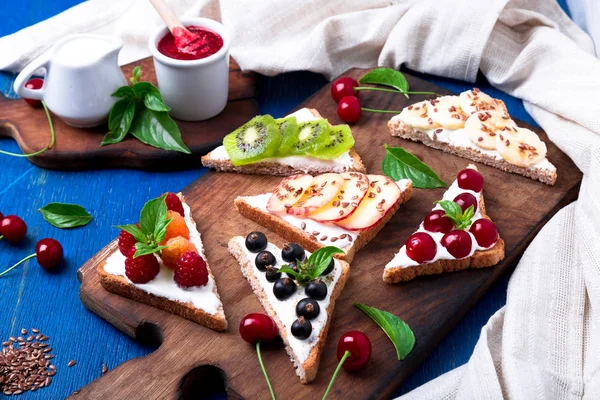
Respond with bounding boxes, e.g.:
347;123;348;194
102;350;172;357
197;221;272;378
0;57;258;170
76;69;581;399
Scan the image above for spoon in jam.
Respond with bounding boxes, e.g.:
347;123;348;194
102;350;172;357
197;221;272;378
149;0;208;56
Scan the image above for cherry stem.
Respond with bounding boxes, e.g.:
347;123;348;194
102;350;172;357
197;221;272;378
0;101;55;158
361;107;402;114
256;341;276;400
0;253;36;277
322;350;351;400
354;86;440;99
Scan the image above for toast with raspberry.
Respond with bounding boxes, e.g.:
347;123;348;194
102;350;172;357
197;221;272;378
98;193;227;331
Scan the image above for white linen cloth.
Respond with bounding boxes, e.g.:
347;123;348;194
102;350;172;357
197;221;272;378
1;1;599;398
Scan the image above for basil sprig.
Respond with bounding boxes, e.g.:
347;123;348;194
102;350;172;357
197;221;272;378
355;303;415;360
436;200;475;230
381;145;447;189
279;246;343;285
102;66;191;154
38;202;93;229
115;194;173;258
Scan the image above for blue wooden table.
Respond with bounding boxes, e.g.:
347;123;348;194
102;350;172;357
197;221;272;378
0;1;571;398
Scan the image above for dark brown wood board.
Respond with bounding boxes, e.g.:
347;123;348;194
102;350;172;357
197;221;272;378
76;69;581;399
0;57;258;170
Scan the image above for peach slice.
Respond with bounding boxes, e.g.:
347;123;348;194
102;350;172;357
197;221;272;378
266;174;314;214
286;173;344;217
308;172;369;223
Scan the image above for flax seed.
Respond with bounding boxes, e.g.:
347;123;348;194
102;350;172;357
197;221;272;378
67;360;76;367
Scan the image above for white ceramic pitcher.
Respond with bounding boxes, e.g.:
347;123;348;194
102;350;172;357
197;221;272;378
14;34;127;128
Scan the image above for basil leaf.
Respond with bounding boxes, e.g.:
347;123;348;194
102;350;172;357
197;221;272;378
112;86;135;98
38;203;92;229
307;246;344;279
133;243;168;258
436;200;474;229
278;266;299;279
382;145;447;189
114;224;146;243
143;91;171;112
359;68;409;93
102;98;135;145
154;217;173;245
130;108;191;154
131;66;142;85
355;303;415;360
139;195;168;237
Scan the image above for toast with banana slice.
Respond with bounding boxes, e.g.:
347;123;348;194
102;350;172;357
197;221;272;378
202;108;366;176
383;165;505;283
388;89;557;185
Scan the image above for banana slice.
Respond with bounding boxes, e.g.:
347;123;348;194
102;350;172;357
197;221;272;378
496;127;547;167
397;100;440;130
465;110;517;150
459;88;507;115
427;96;467;129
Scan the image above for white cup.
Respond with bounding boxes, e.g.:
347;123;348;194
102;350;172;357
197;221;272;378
148;18;231;121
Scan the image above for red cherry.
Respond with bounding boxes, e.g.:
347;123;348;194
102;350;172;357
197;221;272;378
423;210;454;233
331;77;359;103
337;331;372;371
0;215;27;243
457;168;484;192
337;96;361;124
405;232;436;263
239;313;278;344
469;218;498;248
23;78;44;107
36;238;64;269
453;192;478;213
440;230;472;259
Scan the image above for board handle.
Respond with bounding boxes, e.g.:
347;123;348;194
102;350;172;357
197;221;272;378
14;52;50;101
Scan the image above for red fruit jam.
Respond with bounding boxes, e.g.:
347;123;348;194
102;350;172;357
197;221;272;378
157;26;223;61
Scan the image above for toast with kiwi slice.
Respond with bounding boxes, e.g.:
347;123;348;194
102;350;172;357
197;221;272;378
201;108;366;176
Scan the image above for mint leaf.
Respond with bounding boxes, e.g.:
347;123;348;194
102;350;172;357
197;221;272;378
436;200;474;230
359;68;409;93
130;66;142;85
112;86;135;98
130;108;191;154
139;194;168;237
102;98;135;145
306;246;344;279
133;242;168;258
115;224;146;243
38;203;92;229
382;145;447;189
355;303;415;360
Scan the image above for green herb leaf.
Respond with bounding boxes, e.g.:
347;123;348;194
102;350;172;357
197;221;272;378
132;82;171;112
306;246;344;279
130;108;191;154
133;242;168;258
278;266;299;279
359;68;409;93
153;216;173;245
436;200;474;230
102;98;136;145
131;66;142;85
381;145;447;189
354;303;415;360
115;224;146;243
112;86;135;99
38;203;93;229
139;194;168;238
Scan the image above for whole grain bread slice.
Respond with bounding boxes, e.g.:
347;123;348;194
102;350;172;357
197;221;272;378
388;118;557;185
97;194;227;331
383;165;505;283
228;236;351;383
234;180;413;264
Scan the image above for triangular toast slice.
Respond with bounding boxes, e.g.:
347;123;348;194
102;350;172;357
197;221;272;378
228;235;350;383
202;108;367;176
383;165;505;283
388;89;557;185
234;173;413;263
98;194;227;331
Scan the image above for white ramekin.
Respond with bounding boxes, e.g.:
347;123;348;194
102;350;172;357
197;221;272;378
148;18;231;121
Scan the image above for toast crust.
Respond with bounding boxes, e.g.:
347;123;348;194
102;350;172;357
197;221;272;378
228;237;350;383
234;182;413;264
388;118;557;185
383;174;505;283
97;194;227;331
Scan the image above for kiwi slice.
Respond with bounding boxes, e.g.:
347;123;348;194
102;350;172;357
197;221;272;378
275;116;299;156
314;124;355;159
223;115;281;166
290;120;329;156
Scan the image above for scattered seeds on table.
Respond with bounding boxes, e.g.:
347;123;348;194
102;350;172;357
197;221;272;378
67;360;76;367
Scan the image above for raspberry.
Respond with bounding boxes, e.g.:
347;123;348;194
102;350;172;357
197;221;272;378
161;236;197;269
160;211;189;245
125;254;160;284
174;252;208;288
118;230;137;258
165;193;185;216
